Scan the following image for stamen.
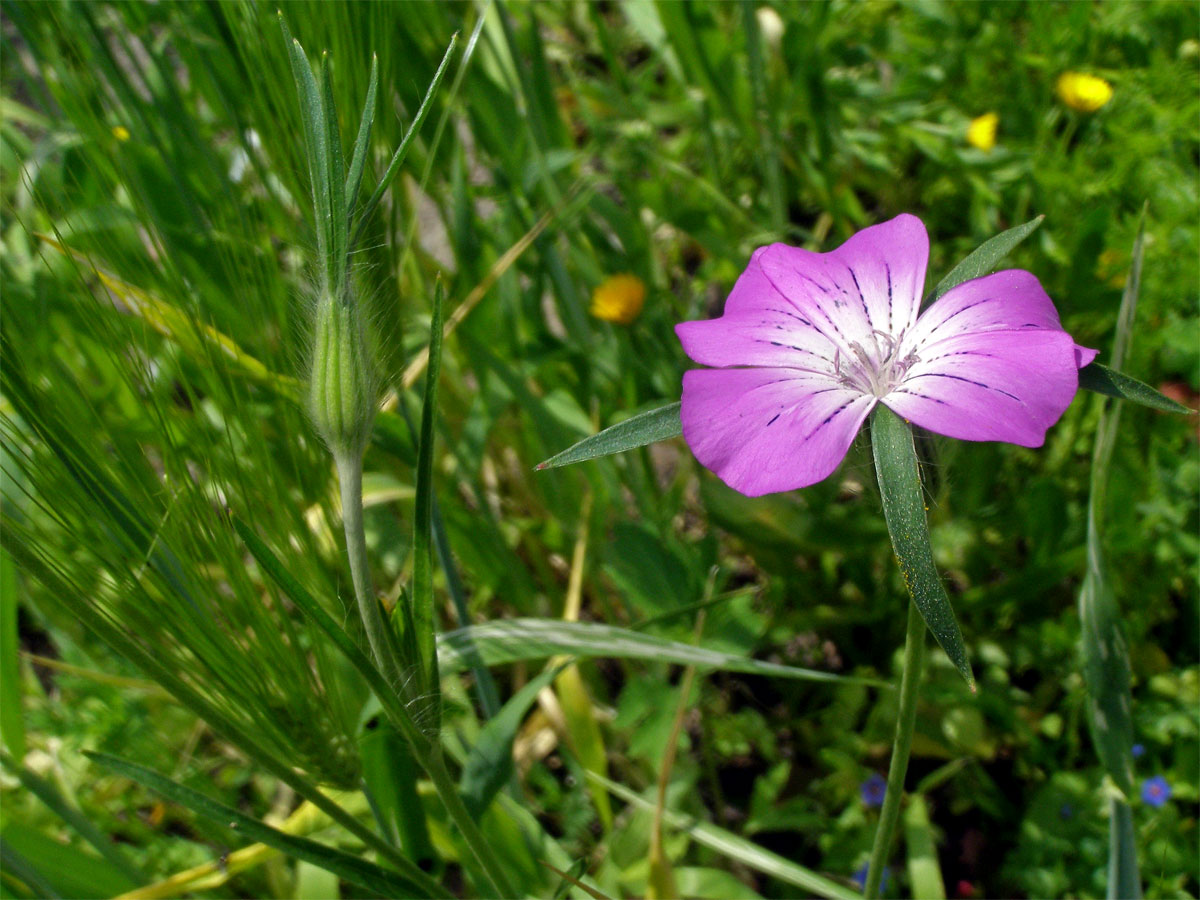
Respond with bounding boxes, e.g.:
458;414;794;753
835;330;920;398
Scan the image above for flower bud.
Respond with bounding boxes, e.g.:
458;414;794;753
308;292;377;456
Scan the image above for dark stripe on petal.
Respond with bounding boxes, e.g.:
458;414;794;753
885;262;893;332
847;264;871;326
910;371;1023;403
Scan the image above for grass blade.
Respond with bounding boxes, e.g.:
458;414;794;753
85;752;428;899
903;795;946;900
352;34;457;248
437;619;884;687
925;216;1044;306
460;664;563;818
0;549;24;761
412;280;445;728
1078;362;1193;413
279;16;331;287
0;750;141;885
535;402;682;470
871;404;974;688
589;772;859;900
1079;212;1147;899
344;54;379;220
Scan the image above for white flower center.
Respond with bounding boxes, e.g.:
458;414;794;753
834;330;920;398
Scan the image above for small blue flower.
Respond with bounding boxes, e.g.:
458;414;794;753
852;863;890;892
1131;743;1145;759
1141;775;1171;808
1059;802;1074;820
860;773;887;809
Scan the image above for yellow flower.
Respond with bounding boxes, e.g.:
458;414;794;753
590;274;646;325
112;125;131;142
966;112;999;152
1056;72;1113;112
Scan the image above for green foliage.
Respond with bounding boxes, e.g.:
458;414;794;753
1;2;1195;898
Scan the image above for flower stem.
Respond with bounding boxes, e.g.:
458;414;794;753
335;450;515;898
335;453;404;690
864;598;926;899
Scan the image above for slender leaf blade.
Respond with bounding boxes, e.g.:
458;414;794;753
1079;213;1146;898
1078;363;1192;414
353;35;457;247
85;753;426;899
460;664;563;817
903;795;946;900
344;53;379;216
871;405;974;688
412;281;445;728
925;216;1044;305
320;52;348;294
436;619;884;687
536;402;682;470
590;772;859;900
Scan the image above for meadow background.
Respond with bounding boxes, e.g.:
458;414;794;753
1;1;1197;898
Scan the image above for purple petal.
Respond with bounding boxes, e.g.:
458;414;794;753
907;269;1066;347
676;267;839;373
753;214;930;351
1075;345;1098;368
884;329;1080;446
680;368;875;496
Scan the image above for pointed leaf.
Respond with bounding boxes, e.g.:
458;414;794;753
344;54;379;216
460;664;563;817
320;53;348;293
536;402;682;470
871;405;974;688
436;619;884;687
1078;363;1192;414
925;216;1044;305
589;773;859;900
353;35;457;247
412;281;444;728
85;753;428;899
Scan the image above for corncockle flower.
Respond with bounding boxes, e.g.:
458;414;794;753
860;772;887;808
1141;775;1171;808
676;215;1096;496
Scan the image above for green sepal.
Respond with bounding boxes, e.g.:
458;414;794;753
870;404;974;689
535;402;682;470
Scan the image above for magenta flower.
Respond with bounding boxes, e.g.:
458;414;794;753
676;215;1097;496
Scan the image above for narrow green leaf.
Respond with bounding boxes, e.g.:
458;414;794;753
353;35;458;248
1079;213;1146;898
320;52;348;294
436;619;885;688
460;664;563;817
903;795;946;900
0;838;63;899
589;772;859;900
230;515;428;755
412;280;445;728
1078;362;1192;414
925;216;1044;306
536;402;682;470
85;752;427;899
1108;799;1140;900
345;53;379;217
870;405;974;688
359;722;438;872
0;750;141;885
0;548;25;761
279;18;331;283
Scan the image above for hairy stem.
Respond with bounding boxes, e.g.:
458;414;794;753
864;599;926;898
335;450;514;898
